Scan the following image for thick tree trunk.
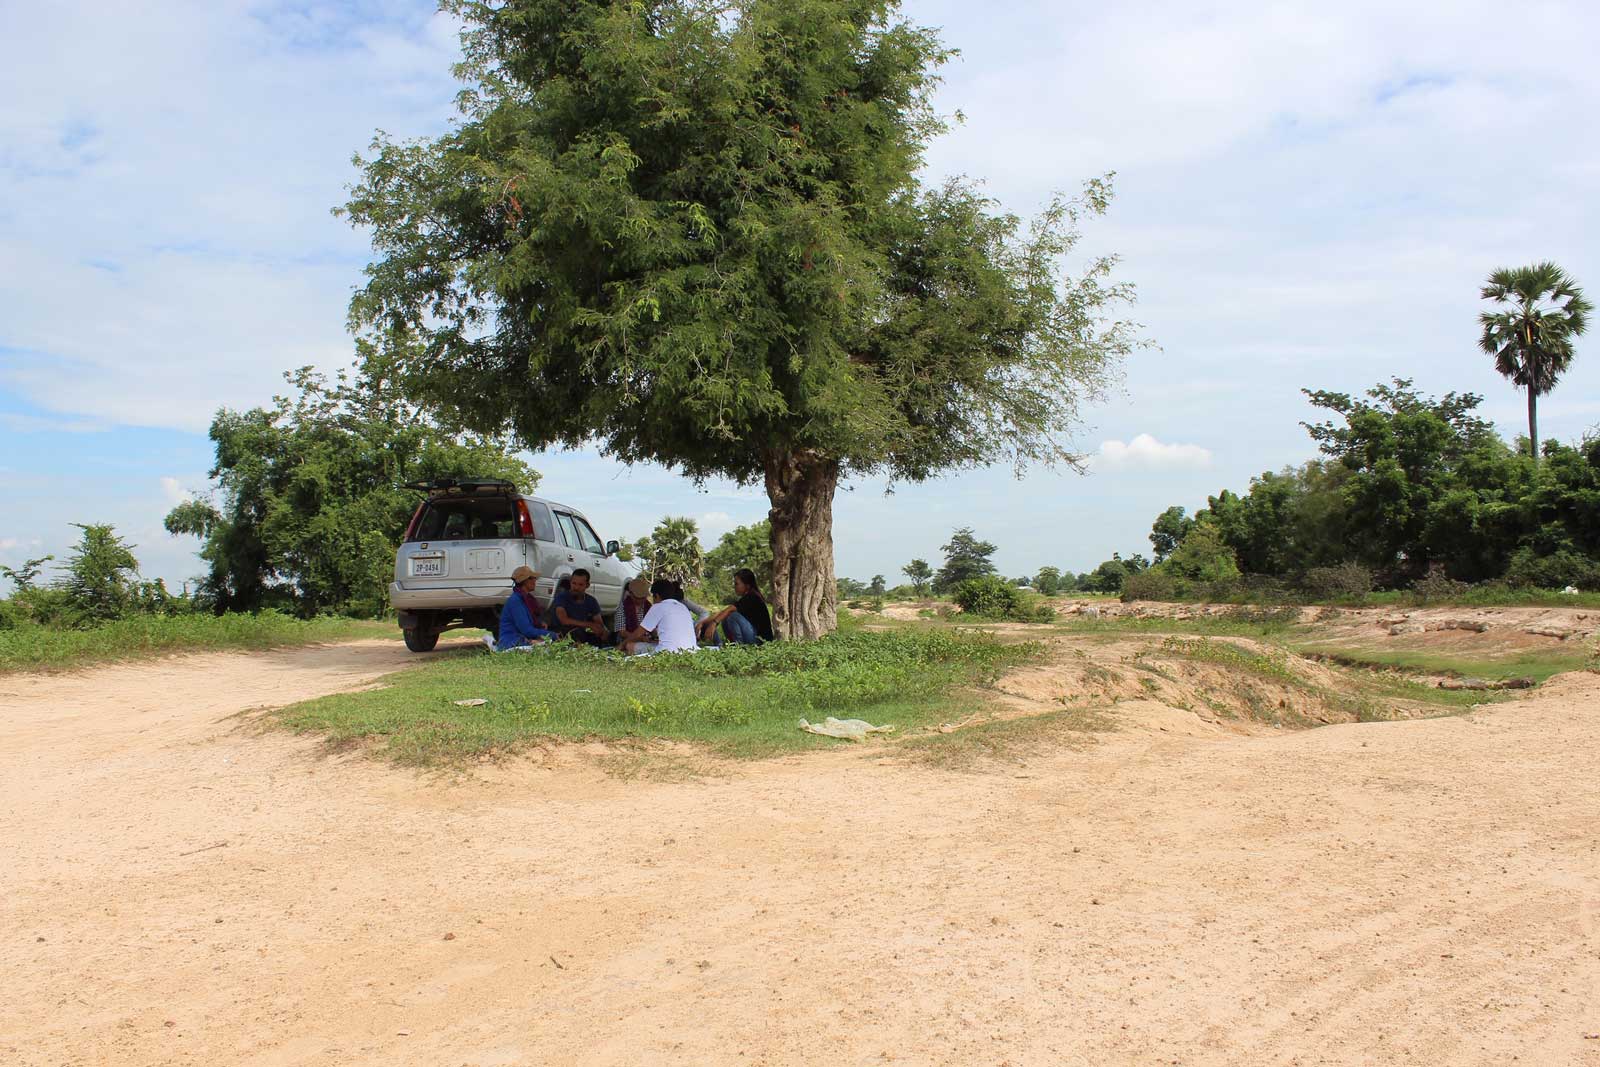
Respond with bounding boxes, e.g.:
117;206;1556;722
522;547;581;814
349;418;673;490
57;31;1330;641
764;451;840;640
1527;387;1539;466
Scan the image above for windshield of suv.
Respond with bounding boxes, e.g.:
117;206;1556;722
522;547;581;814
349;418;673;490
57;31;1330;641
414;497;516;541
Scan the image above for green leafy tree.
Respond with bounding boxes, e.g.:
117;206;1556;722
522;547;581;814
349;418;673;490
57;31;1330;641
0;555;53;592
869;574;886;596
1148;506;1193;562
167;361;536;615
643;516;704;585
1299;379;1517;580
64;524;140;620
902;558;932;594
341;0;1142;637
1479;263;1591;465
703;520;773;601
1080;552;1143;594
933;527;998;593
1159;521;1240;583
1033;565;1062;595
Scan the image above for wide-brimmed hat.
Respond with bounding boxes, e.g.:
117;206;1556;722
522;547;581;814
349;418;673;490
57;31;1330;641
626;576;649;597
511;565;538;585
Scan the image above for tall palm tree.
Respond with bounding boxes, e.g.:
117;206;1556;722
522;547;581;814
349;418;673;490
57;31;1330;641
644;516;704;585
1478;262;1591;465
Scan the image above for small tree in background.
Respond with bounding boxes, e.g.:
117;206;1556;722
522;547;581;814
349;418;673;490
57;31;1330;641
167;361;535;616
934;527;998;593
1479;262;1590;466
902;559;933;594
64;524;140;621
1149;505;1194;562
1159;522;1240;584
869;574;887;596
1034;566;1062;595
703;521;774;601
0;555;53;592
644;516;704;586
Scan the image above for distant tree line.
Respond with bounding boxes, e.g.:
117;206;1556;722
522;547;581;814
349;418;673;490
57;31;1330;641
1126;378;1600;599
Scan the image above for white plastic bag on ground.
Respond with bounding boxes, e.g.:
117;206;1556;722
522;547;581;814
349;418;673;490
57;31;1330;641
798;717;895;741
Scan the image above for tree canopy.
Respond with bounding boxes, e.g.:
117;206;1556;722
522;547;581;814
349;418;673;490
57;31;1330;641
341;0;1140;636
1478;262;1590;465
1131;378;1600;594
932;527;997;592
702;519;773;601
166;361;536;615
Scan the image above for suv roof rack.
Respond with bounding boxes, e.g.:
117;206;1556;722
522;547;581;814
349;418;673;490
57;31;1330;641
401;478;519;496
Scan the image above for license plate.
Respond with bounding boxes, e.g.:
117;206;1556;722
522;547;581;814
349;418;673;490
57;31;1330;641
412;557;444;577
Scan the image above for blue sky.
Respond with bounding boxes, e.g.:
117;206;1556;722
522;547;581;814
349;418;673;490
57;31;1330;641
4;0;1599;588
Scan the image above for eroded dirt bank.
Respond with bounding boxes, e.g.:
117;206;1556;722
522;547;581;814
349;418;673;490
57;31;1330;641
2;640;1598;1066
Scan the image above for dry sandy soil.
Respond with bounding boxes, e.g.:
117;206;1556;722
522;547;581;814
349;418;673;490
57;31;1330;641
3;637;1599;1066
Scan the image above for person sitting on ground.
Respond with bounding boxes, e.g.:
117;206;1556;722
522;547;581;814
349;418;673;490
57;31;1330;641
698;568;775;646
542;576;570;631
620;578;701;656
613;576;651;637
551;568;610;646
496;566;556;651
662;579;713;633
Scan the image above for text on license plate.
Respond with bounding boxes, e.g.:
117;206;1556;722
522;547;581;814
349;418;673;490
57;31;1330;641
412;557;444;577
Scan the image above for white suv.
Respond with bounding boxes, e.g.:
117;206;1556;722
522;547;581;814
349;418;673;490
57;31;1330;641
389;479;636;651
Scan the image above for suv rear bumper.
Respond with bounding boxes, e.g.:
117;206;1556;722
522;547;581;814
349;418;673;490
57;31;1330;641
388;581;509;611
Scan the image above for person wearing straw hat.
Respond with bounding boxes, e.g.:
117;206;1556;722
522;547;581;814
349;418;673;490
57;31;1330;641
493;566;556;651
613;576;651;637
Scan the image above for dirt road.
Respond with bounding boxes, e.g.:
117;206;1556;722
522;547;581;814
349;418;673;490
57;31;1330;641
3;640;1598;1065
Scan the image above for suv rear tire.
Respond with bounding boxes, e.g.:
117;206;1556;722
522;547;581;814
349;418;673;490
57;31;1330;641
403;627;440;653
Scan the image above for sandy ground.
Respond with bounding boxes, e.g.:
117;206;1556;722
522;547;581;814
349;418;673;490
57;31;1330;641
3;639;1599;1066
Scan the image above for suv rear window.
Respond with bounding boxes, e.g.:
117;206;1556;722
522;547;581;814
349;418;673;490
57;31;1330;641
415;498;516;541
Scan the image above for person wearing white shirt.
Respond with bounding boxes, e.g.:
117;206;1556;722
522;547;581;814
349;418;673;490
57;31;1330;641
621;578;701;656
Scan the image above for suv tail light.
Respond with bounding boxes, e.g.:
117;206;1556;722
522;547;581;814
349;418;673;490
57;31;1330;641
515;499;534;537
403;502;426;542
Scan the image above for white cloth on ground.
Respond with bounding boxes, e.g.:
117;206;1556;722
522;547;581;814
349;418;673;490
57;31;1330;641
797;717;895;741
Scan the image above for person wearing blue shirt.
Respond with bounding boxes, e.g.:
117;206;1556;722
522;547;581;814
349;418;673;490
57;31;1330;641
497;566;555;651
551;568;610;646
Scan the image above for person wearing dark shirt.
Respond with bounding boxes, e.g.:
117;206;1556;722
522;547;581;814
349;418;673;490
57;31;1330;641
497;566;556;650
552;568;610;646
698;568;774;645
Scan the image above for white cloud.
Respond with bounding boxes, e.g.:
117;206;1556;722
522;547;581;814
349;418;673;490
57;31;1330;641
1096;434;1213;469
697;511;735;540
159;477;191;506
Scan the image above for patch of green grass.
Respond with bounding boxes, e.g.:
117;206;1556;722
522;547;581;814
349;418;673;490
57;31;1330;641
896;706;1119;769
1056;612;1306;640
0;611;389;673
275;629;1034;765
1157;636;1302;684
1290;643;1592;683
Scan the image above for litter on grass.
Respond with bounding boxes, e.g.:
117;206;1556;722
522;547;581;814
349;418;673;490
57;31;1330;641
452;699;488;707
798;717;895;741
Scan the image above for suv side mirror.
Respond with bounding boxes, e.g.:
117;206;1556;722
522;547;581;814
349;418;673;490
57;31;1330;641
604;540;620;557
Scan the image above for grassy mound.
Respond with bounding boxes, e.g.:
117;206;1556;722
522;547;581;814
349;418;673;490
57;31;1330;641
276;629;1033;765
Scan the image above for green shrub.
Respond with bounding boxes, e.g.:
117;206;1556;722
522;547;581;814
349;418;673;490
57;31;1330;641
1505;548;1600;591
954;575;1019;617
1121;569;1181;602
1300;562;1375;601
1410;564;1469;603
953;576;1055;622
